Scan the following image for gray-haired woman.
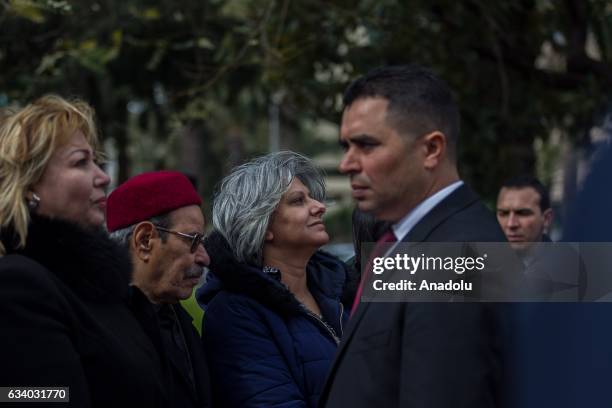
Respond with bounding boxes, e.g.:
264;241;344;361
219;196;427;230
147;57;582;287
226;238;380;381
196;151;348;408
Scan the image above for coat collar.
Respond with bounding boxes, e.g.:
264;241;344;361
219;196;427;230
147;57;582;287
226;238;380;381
400;184;480;243
5;215;132;302
340;184;484;356
197;230;346;318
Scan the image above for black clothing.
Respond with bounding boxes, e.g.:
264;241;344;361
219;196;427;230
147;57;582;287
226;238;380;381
157;303;212;408
0;215;169;407
158;305;196;394
321;185;511;408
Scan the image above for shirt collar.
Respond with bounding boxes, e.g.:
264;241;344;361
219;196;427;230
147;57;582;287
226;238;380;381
392;180;464;241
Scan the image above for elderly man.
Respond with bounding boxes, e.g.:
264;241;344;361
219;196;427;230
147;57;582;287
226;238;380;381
320;65;511;407
107;170;211;408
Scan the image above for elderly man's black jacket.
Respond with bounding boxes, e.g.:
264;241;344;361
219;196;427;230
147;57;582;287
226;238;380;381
134;298;212;408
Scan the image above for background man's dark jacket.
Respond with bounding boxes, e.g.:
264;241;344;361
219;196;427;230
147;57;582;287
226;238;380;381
509;143;612;407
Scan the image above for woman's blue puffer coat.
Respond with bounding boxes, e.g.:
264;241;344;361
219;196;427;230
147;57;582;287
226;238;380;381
196;231;348;408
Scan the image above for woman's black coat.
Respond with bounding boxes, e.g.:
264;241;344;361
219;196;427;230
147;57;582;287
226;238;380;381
0;216;169;407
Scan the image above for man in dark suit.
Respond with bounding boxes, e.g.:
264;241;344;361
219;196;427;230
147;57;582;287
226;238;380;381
107;171;212;408
497;175;585;300
320;65;510;407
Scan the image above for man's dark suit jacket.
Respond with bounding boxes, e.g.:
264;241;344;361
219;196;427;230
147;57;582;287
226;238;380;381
320;184;510;408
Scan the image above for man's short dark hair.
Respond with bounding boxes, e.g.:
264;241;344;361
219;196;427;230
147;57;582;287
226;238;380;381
500;175;551;212
343;64;460;160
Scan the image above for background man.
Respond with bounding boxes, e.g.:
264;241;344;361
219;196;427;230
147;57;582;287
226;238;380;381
497;176;584;300
107;170;211;408
497;170;591;407
496;175;553;254
320;65;510;407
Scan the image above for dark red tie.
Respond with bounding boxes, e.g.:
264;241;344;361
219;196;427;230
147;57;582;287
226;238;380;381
350;229;397;317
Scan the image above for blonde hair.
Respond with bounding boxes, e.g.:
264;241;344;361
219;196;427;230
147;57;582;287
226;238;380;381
0;95;101;255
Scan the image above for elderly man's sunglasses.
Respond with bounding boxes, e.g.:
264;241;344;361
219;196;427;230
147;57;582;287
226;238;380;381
153;225;205;253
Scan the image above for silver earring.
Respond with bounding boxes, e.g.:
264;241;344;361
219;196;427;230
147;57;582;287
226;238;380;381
27;193;40;211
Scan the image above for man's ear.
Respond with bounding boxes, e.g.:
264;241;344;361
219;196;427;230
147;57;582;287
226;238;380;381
264;230;274;242
132;222;156;261
542;208;553;232
422;130;446;170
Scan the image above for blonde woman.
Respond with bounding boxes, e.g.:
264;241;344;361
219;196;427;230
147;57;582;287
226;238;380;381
0;96;168;407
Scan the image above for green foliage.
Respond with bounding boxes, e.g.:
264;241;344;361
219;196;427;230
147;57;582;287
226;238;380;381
1;0;611;203
181;292;204;335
